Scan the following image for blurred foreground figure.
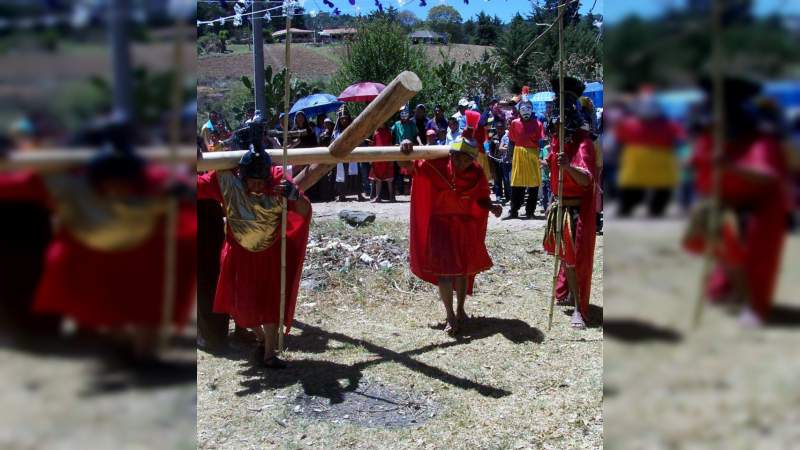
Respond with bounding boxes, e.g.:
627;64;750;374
615;90;684;217
543;77;599;329
197;119;312;368
0;123;197;361
683;78;791;326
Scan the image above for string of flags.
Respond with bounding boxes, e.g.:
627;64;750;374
196;0;483;26
197;0;307;26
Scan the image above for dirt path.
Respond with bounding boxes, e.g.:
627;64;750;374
310;195;547;232
603;219;800;449
0;329;197;449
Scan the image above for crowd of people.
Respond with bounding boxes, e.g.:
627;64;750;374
200;90;604;219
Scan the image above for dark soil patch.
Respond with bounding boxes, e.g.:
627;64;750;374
291;379;439;429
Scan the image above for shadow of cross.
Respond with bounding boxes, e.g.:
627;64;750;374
245;319;545;402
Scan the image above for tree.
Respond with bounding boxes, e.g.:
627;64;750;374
426;5;464;43
331;18;432;115
218;30;229;53
463;19;476;44
475;12;500;46
495;13;534;93
397;11;420;31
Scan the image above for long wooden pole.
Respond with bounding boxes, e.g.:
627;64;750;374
278;7;292;354
693;0;725;328
0;147;194;172
159;15;186;351
197;145;450;171
547;4;565;331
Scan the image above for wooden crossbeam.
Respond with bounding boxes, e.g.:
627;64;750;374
0;146;196;172
197;145;450;172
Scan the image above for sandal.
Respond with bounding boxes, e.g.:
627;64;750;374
262;356;287;369
556;294;574;307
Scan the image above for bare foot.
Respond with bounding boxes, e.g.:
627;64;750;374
570;309;586;329
456;310;468;326
444;317;460;336
738;306;764;328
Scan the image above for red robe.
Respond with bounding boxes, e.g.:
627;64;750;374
409;157;493;294
0;169;197;329
196;167;311;331
685;133;789;319
369;127;395;181
544;132;598;320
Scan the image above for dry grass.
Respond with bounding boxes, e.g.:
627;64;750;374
196;43;494;88
197;219;603;449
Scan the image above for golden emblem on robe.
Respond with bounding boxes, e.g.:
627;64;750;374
43;174;166;252
217;171;283;252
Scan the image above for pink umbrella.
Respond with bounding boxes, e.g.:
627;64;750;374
337;81;386;103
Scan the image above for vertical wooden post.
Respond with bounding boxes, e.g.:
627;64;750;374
693;0;725;328
547;4;566;331
278;5;292;354
159;11;186;350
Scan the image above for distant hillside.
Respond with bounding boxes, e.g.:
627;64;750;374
198;43;495;88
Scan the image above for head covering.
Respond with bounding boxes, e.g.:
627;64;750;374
293;110;309;129
323;117;334;124
546;76;588;138
85;119;144;186
416;103;427;111
458;98;469;107
426;128;436;136
399;104;410;119
450;138;478;159
238;147;272;179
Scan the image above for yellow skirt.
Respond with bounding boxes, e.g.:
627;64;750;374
511;146;541;187
618;145;678;188
476;152;492;180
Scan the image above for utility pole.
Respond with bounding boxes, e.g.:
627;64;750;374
109;0;132;121
252;1;266;113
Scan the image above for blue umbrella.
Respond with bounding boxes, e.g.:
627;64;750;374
289;93;342;119
584;81;604;108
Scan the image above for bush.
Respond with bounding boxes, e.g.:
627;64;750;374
197;34;219;55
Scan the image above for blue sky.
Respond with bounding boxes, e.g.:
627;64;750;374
604;0;800;24
303;0;604;23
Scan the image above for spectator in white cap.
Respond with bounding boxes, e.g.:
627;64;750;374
454;98;470;131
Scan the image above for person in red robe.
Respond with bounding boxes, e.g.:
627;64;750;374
542;76;599;329
403;128;503;336
369;123;396;203
197;143;311;367
683;78;790;327
0;145;197;362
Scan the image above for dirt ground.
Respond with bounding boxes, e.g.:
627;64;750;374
0;328;197;449
603;217;800;449
197;201;603;449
